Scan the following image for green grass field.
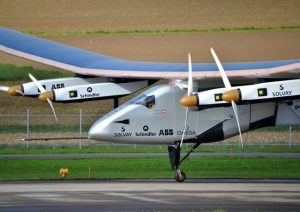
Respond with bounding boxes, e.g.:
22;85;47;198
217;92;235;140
0;157;299;180
0;145;299;154
30;25;300;37
0;63;73;82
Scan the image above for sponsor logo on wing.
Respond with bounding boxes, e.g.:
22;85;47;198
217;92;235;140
78;87;101;98
51;83;65;89
272;84;292;97
80;93;100;98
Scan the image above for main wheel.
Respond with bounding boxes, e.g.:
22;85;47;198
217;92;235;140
175;170;186;182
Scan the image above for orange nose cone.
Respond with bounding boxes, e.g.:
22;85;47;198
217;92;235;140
39;91;54;102
180;95;198;107
8;85;22;96
222;89;241;103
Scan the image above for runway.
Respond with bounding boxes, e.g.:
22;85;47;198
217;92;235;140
0;180;299;211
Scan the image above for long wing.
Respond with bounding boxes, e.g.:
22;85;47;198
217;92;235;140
1;27;300;80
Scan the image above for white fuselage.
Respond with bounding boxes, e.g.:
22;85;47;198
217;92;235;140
89;82;300;145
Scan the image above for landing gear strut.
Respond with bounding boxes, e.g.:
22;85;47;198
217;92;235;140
168;142;201;182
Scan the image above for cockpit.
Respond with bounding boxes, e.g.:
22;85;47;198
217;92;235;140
136;95;155;109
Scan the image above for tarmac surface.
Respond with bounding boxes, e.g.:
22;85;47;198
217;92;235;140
0;152;300;159
0;180;299;211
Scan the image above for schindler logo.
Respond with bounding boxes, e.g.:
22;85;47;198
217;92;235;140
87;87;92;93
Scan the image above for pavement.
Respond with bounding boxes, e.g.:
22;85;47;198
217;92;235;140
0;179;299;211
0;152;300;159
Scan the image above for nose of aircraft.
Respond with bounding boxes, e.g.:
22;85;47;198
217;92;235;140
88;119;110;141
88;107;127;142
88;103;138;142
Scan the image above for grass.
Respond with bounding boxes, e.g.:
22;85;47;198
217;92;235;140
0;63;73;81
29;25;300;37
0;124;91;133
0;157;299;180
0;145;299;154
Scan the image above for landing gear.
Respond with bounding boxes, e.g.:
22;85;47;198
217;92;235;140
175;169;186;182
168;144;186;182
168;142;201;182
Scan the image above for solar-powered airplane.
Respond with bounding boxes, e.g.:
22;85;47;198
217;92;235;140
1;27;300;182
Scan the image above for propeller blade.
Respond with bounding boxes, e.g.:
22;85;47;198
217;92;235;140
210;48;231;89
29;73;57;122
180;107;189;147
180;53;197;107
180;53;195;147
16;90;24;96
231;101;243;148
0;86;9;92
210;48;243;148
187;53;193;96
47;98;58;122
28;73;46;93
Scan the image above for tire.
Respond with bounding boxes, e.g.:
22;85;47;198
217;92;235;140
175;171;186;182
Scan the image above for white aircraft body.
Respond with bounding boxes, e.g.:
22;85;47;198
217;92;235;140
1;27;300;182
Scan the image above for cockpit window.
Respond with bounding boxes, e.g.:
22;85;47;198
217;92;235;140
98;87;158;121
136;95;155;109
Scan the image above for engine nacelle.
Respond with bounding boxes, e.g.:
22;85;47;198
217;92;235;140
40;80;151;103
195;79;300;108
21;77;107;96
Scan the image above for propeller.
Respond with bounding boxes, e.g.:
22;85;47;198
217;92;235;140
4;85;24;96
210;48;243;148
15;89;24;96
179;53;193;148
28;73;57;122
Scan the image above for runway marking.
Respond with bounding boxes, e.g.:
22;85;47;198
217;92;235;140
131;191;300;204
106;192;170;204
19;193;68;198
182;192;300;203
18;192;116;204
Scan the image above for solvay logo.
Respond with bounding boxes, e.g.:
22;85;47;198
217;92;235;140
272;84;292;97
279;84;284;90
87;87;92;93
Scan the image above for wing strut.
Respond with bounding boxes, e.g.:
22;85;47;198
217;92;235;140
114;98;119;109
